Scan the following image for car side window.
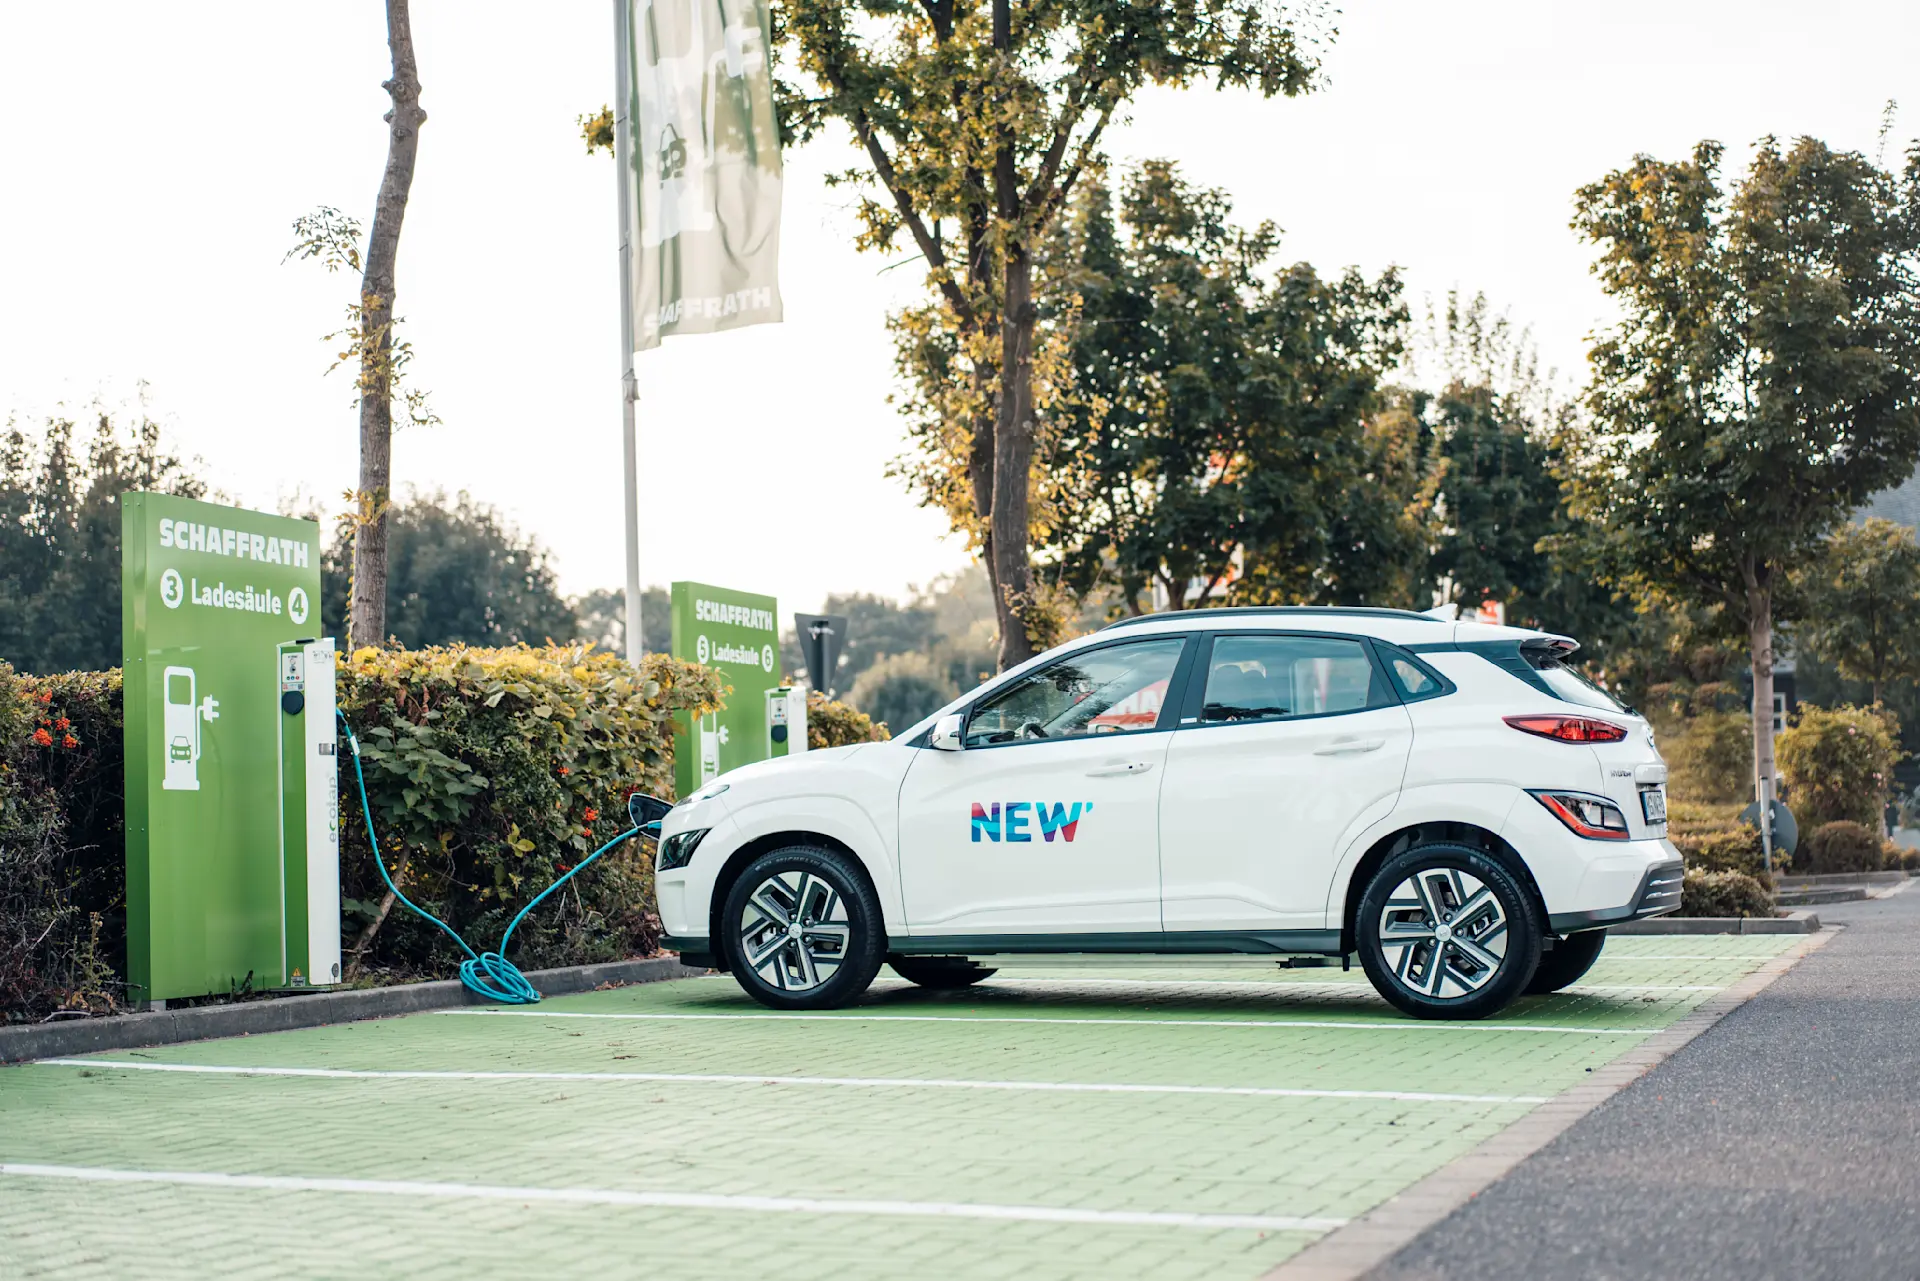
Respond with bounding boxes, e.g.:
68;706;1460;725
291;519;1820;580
1200;635;1390;724
1377;644;1453;703
965;637;1186;747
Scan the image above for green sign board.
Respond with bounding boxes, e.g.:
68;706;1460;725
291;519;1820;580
122;493;325;1002
670;580;781;796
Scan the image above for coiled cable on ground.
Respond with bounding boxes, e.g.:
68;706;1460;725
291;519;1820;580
336;709;655;1004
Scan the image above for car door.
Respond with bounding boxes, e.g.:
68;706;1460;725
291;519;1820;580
1158;632;1412;932
897;633;1194;937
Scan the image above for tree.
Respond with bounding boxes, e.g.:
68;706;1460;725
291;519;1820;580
779;0;1329;667
319;492;576;649
1008;162;1410;614
1794;518;1920;704
1567;136;1920;801
847;651;958;732
0;411;205;674
289;1;428;651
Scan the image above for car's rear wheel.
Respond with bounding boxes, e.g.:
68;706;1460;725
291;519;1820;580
1526;929;1607;995
887;956;997;989
1357;843;1542;1020
720;846;885;1010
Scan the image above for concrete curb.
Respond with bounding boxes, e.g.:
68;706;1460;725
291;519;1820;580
1260;925;1842;1281
0;956;708;1064
1778;870;1912;887
1610;910;1820;935
1778;888;1869;907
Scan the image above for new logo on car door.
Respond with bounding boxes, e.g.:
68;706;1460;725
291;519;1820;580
970;802;1093;843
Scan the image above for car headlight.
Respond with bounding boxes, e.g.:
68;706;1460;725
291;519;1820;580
656;827;710;871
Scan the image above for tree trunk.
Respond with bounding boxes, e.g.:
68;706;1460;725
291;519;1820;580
991;245;1037;669
1746;571;1777;808
348;0;426;650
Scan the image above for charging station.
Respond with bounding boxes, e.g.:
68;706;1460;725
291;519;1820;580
277;639;341;987
123;493;341;1004
766;684;807;759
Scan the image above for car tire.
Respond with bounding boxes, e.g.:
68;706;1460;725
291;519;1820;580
1357;843;1543;1020
887;956;998;989
1525;929;1607;995
720;845;886;1011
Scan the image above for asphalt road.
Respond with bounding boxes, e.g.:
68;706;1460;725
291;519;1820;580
1372;885;1920;1281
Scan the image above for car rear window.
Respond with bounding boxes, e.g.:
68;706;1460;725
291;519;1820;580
1524;650;1626;712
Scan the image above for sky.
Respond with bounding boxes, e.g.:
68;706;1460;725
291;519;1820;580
2;1;1916;616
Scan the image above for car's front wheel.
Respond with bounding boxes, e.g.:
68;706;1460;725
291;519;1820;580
720;846;886;1010
1356;844;1542;1020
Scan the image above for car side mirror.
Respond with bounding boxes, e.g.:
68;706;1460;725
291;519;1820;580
930;713;965;752
628;792;672;829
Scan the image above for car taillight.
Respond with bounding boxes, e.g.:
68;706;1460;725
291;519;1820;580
1503;714;1628;743
1531;790;1631;840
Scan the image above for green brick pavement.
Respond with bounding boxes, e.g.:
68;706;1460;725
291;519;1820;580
0;936;1798;1280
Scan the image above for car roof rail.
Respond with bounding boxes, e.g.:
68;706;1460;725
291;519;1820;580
1099;605;1447;631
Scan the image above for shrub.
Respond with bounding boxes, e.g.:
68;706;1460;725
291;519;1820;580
1799;820;1888;875
3;646;727;1020
336;644;723;983
1;663;127;1019
1665;800;1780;876
806;690;891;749
1776;704;1902;829
1680;868;1775;918
1658;711;1753;805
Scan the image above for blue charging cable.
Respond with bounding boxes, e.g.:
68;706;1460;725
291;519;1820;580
336;710;659;1004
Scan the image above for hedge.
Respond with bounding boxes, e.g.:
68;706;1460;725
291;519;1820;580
333;644;723;987
1;646;729;1021
1777;704;1902;830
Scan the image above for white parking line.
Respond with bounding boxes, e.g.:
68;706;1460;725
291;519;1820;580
34;1059;1547;1105
0;1162;1347;1234
981;977;1723;995
439;1009;1662;1035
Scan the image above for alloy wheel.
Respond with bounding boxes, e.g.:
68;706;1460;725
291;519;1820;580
1376;867;1510;999
736;870;852;993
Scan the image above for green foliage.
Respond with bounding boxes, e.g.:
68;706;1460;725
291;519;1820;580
3;646;726;1015
0;411;205;675
1;663;127;1019
1798;820;1889;874
1565;135;1920;785
805;690;890;749
1792;518;1920;703
848;652;958;735
781;0;1328;662
336;645;723;979
1659;712;1756;806
321;492;579;649
1567;137;1920;618
1666;801;1771;877
1776;703;1902;829
1680;867;1776;918
1014;163;1415;613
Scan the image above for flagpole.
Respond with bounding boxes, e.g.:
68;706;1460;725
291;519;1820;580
613;0;644;669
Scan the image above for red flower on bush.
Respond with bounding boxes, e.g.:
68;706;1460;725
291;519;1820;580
582;807;599;823
557;765;570;776
62;734;78;749
32;728;53;747
54;717;70;731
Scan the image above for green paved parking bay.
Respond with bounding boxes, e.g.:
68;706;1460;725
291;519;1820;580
1;937;1795;1280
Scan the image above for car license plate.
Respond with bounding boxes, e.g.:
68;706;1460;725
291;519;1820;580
1641;788;1667;824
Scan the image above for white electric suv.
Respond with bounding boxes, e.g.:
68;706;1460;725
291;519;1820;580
654;607;1682;1020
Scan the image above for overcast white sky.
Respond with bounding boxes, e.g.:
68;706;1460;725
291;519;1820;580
2;2;1915;615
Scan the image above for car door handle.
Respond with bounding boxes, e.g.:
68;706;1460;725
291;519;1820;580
1086;760;1155;777
1314;738;1385;756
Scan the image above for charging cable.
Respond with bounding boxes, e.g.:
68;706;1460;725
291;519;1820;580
336;709;659;1004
